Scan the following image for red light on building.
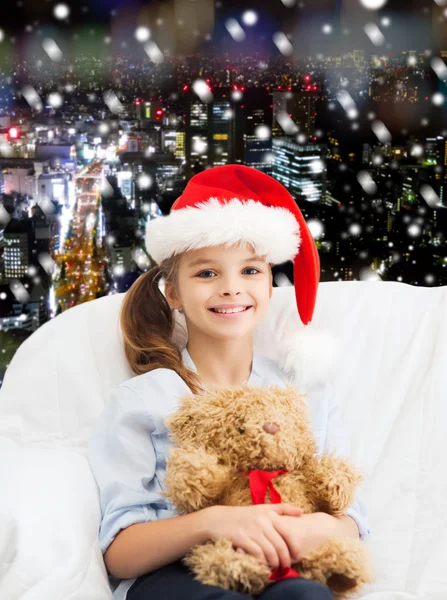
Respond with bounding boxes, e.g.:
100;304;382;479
312;86;317;91
183;84;189;91
135;101;140;106
241;86;245;91
233;85;238;90
8;127;19;139
156;109;163;115
277;85;282;90
304;75;311;81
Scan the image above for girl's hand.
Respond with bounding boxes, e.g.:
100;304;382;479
270;512;340;562
202;504;304;571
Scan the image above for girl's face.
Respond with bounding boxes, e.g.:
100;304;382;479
167;243;273;341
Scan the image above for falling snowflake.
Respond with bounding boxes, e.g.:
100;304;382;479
9;280;30;304
431;57;447;80
144;41;164;63
101;180;114;198
255;125;271;139
242;10;258;26
53;3;70;20
411;144;424;157
322;24;333;35
98;122;109;135
420;185;441;208
113;265;126;277
138;174;153;189
281;0;297;6
407;224;421;237
307;219;325;239
0;204;11;226
349;223;362;236
310;159;324;174
135;26;151;43
21;85;43;111
360;0;388;8
276;110;298;134
231;90;243;101
336;90;357;118
364;23;385;46
381;17;391;27
0;29;4;43
432;92;444;106
42;38;63;62
47;92;63;108
225;18;246;42
296;133;307;143
38;253;56;275
103;90;125;114
273;32;293;56
192;79;213;103
371;120;392;144
357;171;378;194
193;139;208;154
274;272;293;286
359;267;381;281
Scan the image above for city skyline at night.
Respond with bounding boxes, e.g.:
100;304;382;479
1;0;447;386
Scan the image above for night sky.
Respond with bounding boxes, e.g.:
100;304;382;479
0;0;443;56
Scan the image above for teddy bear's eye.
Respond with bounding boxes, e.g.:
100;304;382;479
237;426;245;434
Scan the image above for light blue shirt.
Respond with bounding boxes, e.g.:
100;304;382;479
87;347;371;600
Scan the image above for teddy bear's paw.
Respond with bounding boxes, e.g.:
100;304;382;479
184;538;271;595
164;448;233;511
298;537;374;599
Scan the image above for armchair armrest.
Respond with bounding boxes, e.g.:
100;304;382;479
0;436;113;599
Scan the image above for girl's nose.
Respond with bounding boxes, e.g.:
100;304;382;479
263;423;280;435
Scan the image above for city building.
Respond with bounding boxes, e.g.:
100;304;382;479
272;137;327;203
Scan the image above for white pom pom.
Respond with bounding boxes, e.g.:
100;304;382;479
277;325;338;389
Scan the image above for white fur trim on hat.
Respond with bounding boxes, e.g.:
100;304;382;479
145;197;300;265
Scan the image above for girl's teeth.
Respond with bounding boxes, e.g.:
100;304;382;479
214;307;247;314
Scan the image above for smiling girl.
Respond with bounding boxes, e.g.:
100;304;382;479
87;165;370;600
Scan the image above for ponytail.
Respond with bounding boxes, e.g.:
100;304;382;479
119;258;204;395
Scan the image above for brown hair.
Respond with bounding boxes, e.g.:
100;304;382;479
119;253;205;395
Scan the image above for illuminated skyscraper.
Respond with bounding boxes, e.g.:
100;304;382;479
272;137;327;203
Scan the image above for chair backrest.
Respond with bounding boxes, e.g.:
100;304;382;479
1;281;446;466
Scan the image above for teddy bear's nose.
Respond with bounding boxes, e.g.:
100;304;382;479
263;423;280;435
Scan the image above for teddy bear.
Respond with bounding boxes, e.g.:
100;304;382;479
161;384;373;599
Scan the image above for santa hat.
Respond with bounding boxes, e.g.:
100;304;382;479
145;164;337;388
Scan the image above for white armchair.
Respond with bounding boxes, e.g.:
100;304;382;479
1;281;446;600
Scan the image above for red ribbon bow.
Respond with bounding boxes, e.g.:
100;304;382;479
243;469;300;582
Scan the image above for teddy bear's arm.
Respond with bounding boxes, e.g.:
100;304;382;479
302;451;364;516
162;447;234;514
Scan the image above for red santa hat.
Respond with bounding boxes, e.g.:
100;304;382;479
145;164;337;388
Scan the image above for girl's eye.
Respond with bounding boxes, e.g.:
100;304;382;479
197;268;260;278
